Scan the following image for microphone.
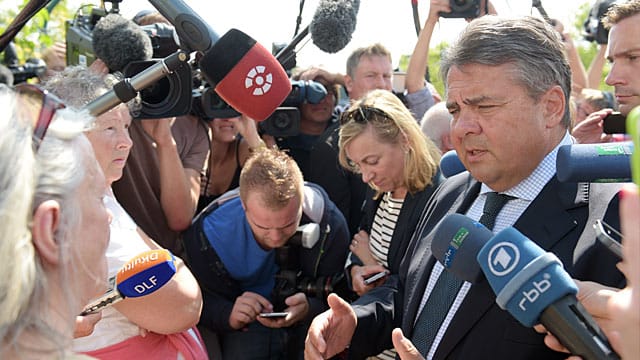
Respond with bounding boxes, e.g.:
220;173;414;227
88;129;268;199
80;249;177;315
440;150;467;178
431;213;492;283
309;0;360;53
92;14;153;73
477;227;620;360
148;0;291;121
556;142;632;183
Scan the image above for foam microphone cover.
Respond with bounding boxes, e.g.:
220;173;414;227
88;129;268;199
310;0;359;53
477;227;578;327
556;142;632;183
116;249;177;298
92;14;153;73
440;150;466;178
199;29;291;121
431;213;493;283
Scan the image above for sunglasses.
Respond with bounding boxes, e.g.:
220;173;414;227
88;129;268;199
340;105;392;126
15;83;67;152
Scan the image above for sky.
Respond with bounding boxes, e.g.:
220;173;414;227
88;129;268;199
62;0;593;73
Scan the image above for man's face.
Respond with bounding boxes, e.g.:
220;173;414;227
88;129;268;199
447;63;564;192
345;55;393;102
86;104;132;186
606;13;640;116
244;191;303;250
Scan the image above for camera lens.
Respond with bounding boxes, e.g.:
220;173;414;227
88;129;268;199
451;0;473;10
272;112;293;130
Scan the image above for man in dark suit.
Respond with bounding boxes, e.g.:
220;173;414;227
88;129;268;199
304;15;625;360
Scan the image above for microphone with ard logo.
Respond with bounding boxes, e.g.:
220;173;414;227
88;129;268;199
477;227;620;360
430;214;619;360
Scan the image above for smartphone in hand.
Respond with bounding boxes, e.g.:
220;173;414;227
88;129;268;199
594;219;623;259
603;112;627;134
363;271;389;285
259;312;289;318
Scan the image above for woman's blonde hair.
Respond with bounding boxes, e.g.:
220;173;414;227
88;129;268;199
339;89;441;199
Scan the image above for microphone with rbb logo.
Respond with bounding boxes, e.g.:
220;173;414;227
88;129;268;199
430;214;620;360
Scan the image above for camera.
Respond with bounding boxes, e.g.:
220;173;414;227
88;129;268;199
259;107;300;138
270;223;350;311
440;0;482;19
193;79;326;138
66;1;191;119
259;80;327;137
7;58;46;84
583;0;618;44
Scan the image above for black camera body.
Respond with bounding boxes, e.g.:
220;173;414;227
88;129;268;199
259;107;300;138
440;0;482;19
8;58;46;84
270;223;347;311
583;0;618;44
66;2;191;119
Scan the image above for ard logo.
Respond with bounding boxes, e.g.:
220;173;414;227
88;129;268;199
487;242;520;276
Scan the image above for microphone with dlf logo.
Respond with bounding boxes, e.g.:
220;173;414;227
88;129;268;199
430;214;619;360
477;227;619;360
80;249;177;316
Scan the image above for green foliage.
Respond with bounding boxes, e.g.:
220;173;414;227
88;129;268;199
427;41;447;98
0;0;75;62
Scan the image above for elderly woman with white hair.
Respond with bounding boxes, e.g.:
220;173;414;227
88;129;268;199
43;66;206;359
0;85;111;359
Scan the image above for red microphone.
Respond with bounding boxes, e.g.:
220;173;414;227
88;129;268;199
199;29;291;121
80;249;177;315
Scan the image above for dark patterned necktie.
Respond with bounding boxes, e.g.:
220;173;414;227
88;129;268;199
411;192;515;356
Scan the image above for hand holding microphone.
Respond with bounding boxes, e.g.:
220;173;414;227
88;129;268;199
80;249;177;316
430;214;620;360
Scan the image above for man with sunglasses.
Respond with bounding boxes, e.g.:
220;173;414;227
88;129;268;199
305;15;625;360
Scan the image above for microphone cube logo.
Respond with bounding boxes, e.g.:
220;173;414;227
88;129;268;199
245;66;273;96
487;242;520;276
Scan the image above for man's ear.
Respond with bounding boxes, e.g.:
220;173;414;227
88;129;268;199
343;74;354;95
31;200;61;266
543;85;566;128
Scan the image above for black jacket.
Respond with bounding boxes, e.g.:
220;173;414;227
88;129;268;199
348;173;624;359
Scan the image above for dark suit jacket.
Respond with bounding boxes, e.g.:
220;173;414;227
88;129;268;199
348;172;625;360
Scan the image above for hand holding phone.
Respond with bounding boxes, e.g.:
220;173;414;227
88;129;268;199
594;219;623;259
363;270;389;285
603;112;627;134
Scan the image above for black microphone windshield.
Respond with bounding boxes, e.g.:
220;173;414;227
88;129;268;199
310;0;359;53
93;14;153;73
